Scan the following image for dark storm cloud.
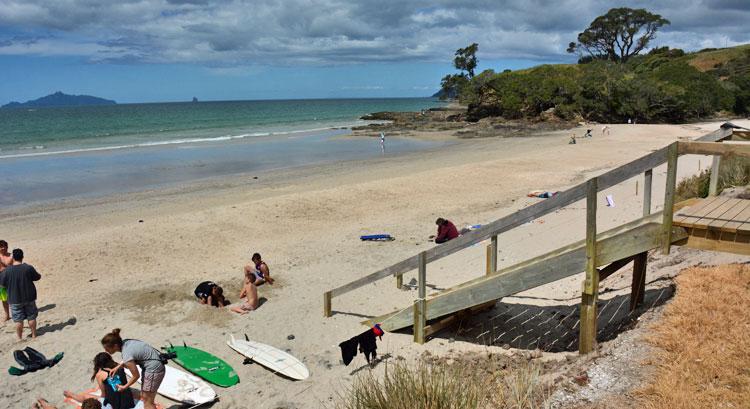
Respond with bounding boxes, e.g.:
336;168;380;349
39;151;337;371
0;0;748;65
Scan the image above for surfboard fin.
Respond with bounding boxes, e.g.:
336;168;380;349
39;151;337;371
244;334;249;342
183;341;187;348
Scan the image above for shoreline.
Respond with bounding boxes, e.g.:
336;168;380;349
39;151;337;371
1;120;747;409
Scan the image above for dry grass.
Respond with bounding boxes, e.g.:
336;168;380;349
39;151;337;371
675;156;749;202
336;359;552;409
635;264;750;409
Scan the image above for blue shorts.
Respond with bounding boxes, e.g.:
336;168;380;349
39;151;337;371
10;301;38;322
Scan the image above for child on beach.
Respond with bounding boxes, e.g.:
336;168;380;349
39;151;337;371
244;253;274;285
230;271;259;314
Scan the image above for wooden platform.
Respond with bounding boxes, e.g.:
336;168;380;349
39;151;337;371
673;197;750;255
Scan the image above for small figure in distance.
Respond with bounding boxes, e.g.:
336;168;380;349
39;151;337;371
194;281;230;307
601;125;610;136
434;218;459;244
245;253;274;285
230;271;259;314
569;135;577;144
585;129;593;138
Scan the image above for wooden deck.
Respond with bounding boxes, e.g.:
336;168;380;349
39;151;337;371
673;197;750;255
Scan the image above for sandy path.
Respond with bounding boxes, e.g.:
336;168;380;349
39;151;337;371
0;121;747;408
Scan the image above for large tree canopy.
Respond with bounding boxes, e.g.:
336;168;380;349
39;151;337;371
567;8;670;63
454;43;479;78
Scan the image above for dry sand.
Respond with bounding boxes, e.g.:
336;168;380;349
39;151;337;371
1;120;748;409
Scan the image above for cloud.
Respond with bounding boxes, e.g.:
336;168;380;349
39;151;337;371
0;0;748;66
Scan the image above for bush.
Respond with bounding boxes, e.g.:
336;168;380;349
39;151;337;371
336;362;488;409
336;360;552;409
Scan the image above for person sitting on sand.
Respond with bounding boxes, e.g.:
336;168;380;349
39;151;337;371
63;352;138;409
0;240;12;321
34;397;101;409
101;329;164;409
434;218;459;244
244;253;274;285
230;271;259;315
194;281;230;307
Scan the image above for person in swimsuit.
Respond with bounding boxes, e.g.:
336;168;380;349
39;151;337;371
101;329;164;409
34;398;101;409
244;253;274;285
230;271;259;314
64;352;139;409
0;240;12;321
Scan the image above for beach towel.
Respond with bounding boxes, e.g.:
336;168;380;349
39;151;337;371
360;234;394;241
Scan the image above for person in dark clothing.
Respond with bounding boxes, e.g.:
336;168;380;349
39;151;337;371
194;281;229;307
64;352;137;409
435;218;459;244
0;248;41;341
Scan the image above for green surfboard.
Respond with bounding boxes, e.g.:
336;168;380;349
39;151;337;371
164;345;239;387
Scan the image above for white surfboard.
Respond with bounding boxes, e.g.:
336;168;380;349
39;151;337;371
125;364;217;405
227;335;310;380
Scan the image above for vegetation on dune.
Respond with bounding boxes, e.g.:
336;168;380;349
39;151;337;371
635;264;750;408
440;7;750;124
674;156;750;202
336;360;552;409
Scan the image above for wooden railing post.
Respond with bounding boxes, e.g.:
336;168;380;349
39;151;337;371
485;245;492;275
323;291;332;318
661;143;678;254
579;177;599;354
414;251;427;344
709;155;721;196
396;273;403;289
643;169;652;217
630;252;647;311
490;234;498;272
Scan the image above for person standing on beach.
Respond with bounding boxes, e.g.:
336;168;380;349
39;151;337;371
380;132;386;153
101;329;165;409
0;248;41;340
0;240;12;321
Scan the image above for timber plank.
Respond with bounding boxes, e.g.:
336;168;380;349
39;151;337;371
707;199;750;231
674;197;730;228
724;200;750;233
673;196;721;225
694;198;745;229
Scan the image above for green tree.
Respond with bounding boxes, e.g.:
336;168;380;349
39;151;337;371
568;8;670;63
454;43;479;78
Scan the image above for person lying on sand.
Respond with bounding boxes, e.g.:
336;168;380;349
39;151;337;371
34;397;101;409
244;253;274;285
63;352;140;409
194;281;230;307
230;271;259;314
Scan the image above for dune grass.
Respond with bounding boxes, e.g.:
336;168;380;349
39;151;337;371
336;360;551;409
635;264;750;408
675;156;749;202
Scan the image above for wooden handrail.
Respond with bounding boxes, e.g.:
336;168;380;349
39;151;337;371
323;126;734;316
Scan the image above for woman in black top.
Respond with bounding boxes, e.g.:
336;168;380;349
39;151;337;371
64;352;137;409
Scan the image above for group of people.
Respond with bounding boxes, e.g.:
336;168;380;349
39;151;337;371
37;328;165;409
0;240;42;341
193;252;273;314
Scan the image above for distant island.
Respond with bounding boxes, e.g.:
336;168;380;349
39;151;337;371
2;91;117;109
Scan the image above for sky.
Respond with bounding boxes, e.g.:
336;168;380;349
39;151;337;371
1;0;750;104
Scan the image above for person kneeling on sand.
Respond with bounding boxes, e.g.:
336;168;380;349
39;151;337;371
64;352;140;409
34;397;101;409
194;281;230;307
434;218;459;244
230;271;259;315
244;253;274;285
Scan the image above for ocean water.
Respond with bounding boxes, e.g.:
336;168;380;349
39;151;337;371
0;98;445;156
0;98;447;207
